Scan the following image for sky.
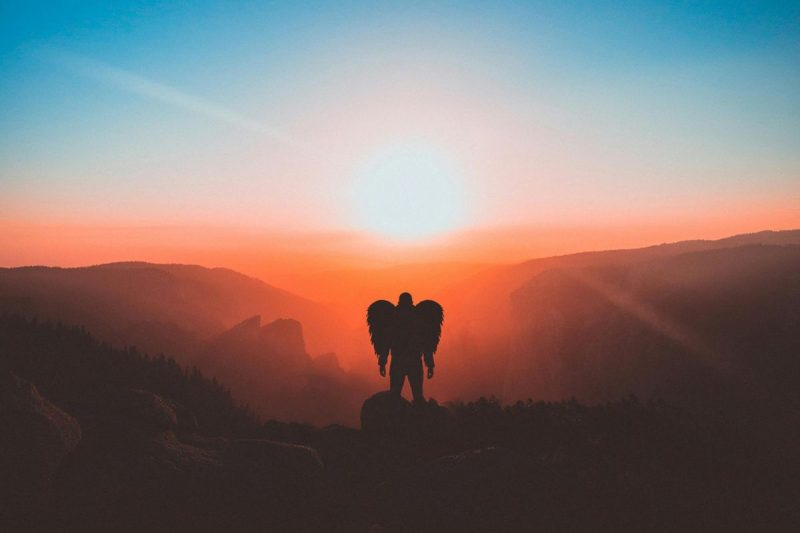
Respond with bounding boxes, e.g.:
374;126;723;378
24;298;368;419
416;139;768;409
1;1;799;271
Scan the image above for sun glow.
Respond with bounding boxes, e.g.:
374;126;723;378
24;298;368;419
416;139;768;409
350;142;467;240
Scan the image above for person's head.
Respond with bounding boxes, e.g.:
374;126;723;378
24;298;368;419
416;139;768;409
398;292;413;307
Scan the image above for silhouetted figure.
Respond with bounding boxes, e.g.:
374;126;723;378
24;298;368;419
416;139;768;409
367;293;443;402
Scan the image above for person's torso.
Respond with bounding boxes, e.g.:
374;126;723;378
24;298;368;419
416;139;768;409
392;306;420;358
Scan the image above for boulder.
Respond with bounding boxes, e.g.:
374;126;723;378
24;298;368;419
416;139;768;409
165;398;199;431
0;371;81;523
0;371;81;476
361;392;453;446
224;438;323;484
135;429;222;470
49;418;222;532
360;391;411;434
107;388;178;430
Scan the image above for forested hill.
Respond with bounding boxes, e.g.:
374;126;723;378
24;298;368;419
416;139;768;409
0;314;257;434
2;314;799;531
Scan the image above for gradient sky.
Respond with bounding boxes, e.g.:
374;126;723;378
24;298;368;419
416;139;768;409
1;1;799;262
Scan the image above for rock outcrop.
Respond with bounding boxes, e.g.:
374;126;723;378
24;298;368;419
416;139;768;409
0;371;81;524
106;388;179;430
261;318;306;357
360;391;412;434
211;315;307;360
225;438;324;484
50;389;329;532
361;391;452;444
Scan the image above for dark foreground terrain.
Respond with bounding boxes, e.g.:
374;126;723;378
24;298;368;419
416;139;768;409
2;316;798;532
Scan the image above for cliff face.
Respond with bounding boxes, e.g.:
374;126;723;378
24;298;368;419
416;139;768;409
260;318;306;358
202;315;311;369
198;315;367;425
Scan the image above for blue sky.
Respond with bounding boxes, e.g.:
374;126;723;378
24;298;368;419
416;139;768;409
1;1;798;234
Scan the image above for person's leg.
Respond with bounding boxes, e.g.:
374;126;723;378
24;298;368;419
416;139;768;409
408;358;425;403
389;361;406;396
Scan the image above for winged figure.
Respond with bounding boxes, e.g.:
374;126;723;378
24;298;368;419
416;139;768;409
367;292;443;402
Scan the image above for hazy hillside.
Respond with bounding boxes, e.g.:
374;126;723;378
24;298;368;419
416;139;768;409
4;316;797;531
440;229;800;324
0;262;371;424
502;245;800;424
0;315;257;434
434;230;800;401
3;230;799;412
0;261;342;357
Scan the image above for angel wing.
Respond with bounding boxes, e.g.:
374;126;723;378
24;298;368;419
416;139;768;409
414;299;444;357
366;299;395;361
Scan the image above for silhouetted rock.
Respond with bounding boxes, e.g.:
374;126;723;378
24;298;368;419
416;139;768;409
261;318;306;356
361;391;411;434
119;428;221;471
0;370;82;474
0;371;81;524
199;314;369;426
165;398;200;431
51;430;223;532
360;392;453;446
225;438;323;483
107;388;178;430
65;389;217;485
216;316;308;360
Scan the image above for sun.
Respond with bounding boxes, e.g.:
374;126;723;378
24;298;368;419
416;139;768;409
350;142;467;240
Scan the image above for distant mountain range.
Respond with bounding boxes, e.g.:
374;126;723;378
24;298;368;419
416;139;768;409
435;230;800;407
0;261;362;424
0;261;341;357
197;314;369;425
2;230;799;425
507;245;800;412
2;231;798;530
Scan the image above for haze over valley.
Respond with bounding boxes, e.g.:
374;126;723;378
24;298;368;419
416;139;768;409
3;229;798;428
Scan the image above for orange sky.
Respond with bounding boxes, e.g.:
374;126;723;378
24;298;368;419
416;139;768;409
2;195;797;305
3;2;800;280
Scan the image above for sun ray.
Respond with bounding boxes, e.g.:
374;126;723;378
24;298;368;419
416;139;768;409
567;268;723;366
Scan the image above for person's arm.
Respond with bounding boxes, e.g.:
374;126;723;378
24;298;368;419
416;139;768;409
424;351;434;378
378;350;389;376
